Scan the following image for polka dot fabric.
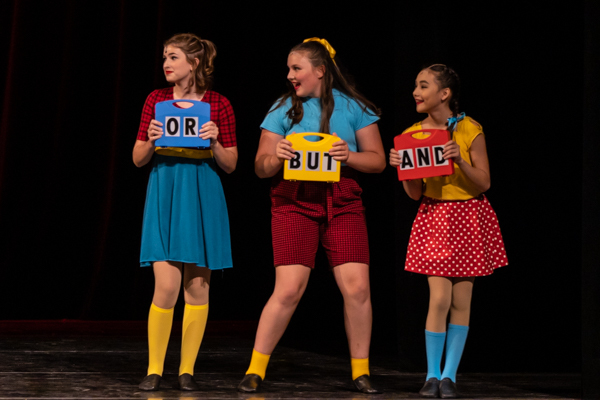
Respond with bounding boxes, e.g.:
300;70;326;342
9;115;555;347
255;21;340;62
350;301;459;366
405;195;507;277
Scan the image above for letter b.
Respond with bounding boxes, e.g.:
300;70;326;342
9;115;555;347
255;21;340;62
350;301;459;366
289;151;303;170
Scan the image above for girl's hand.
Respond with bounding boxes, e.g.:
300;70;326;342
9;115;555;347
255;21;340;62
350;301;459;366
329;132;349;162
389;148;401;167
443;140;464;164
200;121;219;146
147;119;164;144
275;138;295;160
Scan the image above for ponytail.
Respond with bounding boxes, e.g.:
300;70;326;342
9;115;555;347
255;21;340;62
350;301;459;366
164;33;217;93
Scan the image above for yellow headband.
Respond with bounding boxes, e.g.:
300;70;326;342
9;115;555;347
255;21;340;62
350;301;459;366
303;37;336;64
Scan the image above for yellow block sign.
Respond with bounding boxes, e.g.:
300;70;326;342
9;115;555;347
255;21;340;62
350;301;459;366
283;133;340;183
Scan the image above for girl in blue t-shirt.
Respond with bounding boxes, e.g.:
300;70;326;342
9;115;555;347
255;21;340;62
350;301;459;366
237;38;385;394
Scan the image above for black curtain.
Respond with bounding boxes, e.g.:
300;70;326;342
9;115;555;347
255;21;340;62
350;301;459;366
394;2;583;373
0;1;583;374
583;0;599;397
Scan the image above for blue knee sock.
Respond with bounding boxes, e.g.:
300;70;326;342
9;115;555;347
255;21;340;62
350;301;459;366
425;330;446;380
441;323;469;382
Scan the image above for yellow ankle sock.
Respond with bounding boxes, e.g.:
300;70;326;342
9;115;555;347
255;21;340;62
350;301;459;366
245;349;271;379
147;303;174;376
179;303;209;376
351;357;370;380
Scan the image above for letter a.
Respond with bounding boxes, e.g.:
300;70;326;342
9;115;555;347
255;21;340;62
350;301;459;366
400;149;415;170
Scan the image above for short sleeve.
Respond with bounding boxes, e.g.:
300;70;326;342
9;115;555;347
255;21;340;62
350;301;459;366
215;95;237;148
462;117;484;148
137;91;159;141
349;99;379;131
260;99;291;136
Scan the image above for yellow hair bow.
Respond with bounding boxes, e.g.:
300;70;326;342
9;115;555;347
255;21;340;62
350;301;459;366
303;37;336;64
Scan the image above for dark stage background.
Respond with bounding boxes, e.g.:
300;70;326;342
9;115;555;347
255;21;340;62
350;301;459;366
0;0;587;379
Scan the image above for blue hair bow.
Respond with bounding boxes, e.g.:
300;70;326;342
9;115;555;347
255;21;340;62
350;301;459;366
447;112;465;131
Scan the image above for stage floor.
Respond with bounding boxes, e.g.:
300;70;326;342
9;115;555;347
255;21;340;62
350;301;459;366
0;321;580;399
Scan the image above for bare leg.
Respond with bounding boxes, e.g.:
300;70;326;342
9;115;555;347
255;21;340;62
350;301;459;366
152;261;183;308
183;264;211;305
425;276;453;332
333;262;372;359
448;277;475;326
253;264;311;355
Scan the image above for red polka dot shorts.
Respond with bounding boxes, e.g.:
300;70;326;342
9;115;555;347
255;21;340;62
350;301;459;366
270;170;369;269
405;195;508;277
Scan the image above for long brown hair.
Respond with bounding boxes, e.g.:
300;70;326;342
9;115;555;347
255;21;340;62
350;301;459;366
272;40;381;134
164;33;217;94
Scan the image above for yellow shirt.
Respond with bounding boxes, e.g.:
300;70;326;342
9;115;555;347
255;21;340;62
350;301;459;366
402;116;484;200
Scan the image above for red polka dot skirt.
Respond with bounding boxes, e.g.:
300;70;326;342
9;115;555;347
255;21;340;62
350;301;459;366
405;195;508;277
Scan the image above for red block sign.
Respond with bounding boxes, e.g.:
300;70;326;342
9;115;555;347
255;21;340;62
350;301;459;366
394;129;454;181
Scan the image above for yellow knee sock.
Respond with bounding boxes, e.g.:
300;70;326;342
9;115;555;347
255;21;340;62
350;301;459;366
245;349;271;379
147;303;174;376
179;303;209;376
351;357;370;380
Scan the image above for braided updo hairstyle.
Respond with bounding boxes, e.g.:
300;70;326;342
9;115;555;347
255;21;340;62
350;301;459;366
164;33;217;94
426;64;461;132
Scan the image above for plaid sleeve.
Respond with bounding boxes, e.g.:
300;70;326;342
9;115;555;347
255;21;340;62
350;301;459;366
136;91;159;141
212;93;237;148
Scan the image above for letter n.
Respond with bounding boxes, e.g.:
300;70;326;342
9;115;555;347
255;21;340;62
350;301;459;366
416;147;431;167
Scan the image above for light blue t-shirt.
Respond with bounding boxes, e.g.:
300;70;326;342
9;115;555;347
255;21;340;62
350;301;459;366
260;89;379;153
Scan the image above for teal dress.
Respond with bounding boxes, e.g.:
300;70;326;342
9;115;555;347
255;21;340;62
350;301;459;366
138;88;234;270
139;154;232;269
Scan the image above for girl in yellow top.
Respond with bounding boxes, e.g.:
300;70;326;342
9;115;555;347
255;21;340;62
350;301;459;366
390;64;507;399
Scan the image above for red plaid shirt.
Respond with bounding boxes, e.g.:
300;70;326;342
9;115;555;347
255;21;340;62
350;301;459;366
136;87;237;147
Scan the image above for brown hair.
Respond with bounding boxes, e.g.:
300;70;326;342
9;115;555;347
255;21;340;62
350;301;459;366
164;33;216;94
425;64;461;132
272;40;381;134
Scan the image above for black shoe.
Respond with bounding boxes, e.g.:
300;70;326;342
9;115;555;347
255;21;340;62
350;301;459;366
353;374;382;394
419;377;440;398
178;373;200;391
138;374;161;391
439;377;457;399
237;373;262;393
